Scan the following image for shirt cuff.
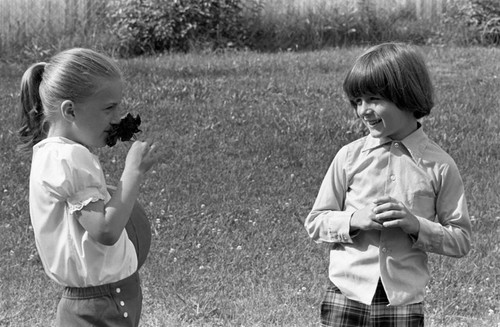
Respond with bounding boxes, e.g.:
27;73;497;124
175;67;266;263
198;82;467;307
321;211;355;243
412;216;443;252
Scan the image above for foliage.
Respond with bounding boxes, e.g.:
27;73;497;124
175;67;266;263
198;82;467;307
246;2;439;52
442;0;500;45
467;0;500;44
103;0;500;53
3;0;500;62
0;0;113;63
341;3;435;45
107;0;262;56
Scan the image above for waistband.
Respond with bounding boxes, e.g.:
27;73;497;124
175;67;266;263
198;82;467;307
62;271;140;300
330;278;389;304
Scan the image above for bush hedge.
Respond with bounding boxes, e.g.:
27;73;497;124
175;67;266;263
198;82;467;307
456;0;500;45
1;0;499;61
107;0;262;56
106;0;500;57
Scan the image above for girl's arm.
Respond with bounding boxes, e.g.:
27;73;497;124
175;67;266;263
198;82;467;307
78;141;159;245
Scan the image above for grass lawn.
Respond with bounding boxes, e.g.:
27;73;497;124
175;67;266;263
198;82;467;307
1;46;499;326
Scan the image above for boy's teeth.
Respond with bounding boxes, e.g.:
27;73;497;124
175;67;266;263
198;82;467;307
368;119;381;125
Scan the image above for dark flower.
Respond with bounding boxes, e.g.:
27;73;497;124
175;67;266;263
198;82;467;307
106;113;142;147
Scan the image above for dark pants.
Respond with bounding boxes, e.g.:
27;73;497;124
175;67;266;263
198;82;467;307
321;280;424;327
56;271;142;327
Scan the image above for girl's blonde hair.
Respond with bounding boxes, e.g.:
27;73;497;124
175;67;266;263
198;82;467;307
343;42;434;119
18;48;122;153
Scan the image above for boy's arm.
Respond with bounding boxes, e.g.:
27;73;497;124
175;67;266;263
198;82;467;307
304;147;356;244
412;163;472;257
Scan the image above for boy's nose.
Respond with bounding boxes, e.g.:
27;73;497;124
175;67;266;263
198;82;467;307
357;101;372;117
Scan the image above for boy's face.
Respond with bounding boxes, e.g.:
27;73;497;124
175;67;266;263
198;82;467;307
354;94;418;140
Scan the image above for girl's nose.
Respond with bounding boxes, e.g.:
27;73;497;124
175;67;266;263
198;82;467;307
111;110;122;124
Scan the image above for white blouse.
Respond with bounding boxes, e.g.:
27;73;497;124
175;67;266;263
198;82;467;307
29;137;137;287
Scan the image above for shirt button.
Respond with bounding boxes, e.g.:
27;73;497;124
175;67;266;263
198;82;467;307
382;248;387;253
394;143;400;148
390;175;396;181
116;288;121;294
123;312;129;318
120;301;125;306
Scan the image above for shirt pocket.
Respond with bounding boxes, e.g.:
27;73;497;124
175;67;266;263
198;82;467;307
409;193;436;221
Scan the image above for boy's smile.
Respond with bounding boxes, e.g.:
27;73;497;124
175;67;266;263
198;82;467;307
366;118;382;126
355;94;418;140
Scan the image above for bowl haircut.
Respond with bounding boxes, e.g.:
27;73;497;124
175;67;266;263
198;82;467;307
343;43;434;119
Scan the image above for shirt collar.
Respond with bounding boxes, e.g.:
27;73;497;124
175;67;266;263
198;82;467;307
360;135;392;152
361;123;428;162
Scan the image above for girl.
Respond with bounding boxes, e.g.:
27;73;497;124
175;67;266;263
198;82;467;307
305;43;471;326
18;48;160;326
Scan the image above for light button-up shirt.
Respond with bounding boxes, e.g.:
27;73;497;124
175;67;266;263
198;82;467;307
305;127;471;305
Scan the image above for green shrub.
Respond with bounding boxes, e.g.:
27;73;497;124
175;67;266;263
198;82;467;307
107;0;262;56
442;0;500;45
468;0;500;45
246;3;438;52
343;4;436;45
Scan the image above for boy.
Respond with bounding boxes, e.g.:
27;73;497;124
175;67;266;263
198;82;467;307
305;43;472;326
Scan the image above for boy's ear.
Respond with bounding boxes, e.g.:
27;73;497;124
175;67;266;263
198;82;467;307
60;100;76;122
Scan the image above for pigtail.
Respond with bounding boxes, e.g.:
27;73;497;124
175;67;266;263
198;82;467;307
17;62;48;154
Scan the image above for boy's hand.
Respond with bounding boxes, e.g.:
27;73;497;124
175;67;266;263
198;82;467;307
350;203;383;231
373;196;420;236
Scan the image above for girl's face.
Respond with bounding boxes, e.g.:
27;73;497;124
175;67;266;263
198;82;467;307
354;94;418;140
72;79;123;148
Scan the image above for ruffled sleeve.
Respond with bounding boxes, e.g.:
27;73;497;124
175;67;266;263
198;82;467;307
38;143;107;214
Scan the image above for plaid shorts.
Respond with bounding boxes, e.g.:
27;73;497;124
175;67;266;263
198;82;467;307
321;280;424;327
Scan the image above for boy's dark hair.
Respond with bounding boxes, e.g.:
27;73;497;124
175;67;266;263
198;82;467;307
343;42;434;119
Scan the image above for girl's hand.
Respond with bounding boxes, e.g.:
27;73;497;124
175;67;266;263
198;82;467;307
124;140;160;175
373;196;420;236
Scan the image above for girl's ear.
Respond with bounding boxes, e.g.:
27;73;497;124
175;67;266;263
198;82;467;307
60;100;76;122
